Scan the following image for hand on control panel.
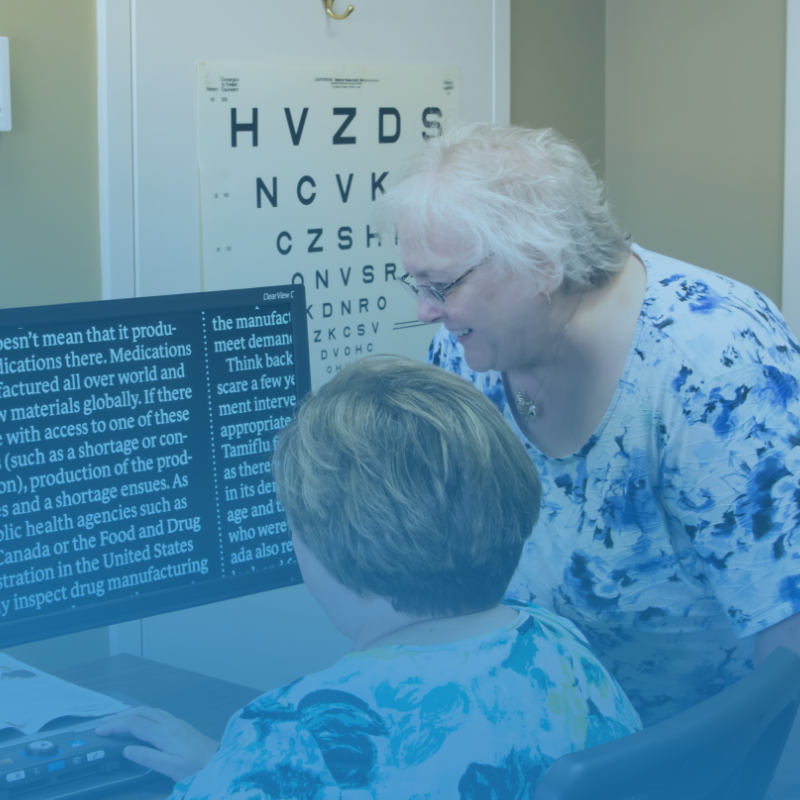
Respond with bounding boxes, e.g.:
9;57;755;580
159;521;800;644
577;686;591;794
95;707;218;783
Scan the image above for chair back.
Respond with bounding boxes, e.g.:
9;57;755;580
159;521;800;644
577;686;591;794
532;646;800;800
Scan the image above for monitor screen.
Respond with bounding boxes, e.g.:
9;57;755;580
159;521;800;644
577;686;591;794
0;285;310;648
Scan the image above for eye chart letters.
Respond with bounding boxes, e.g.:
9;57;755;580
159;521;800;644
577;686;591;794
198;63;461;387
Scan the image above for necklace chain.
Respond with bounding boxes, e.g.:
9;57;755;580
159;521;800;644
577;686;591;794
515;292;584;421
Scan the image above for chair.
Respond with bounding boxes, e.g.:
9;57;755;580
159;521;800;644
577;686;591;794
533;646;800;800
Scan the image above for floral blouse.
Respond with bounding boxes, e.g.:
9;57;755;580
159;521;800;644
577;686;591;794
429;245;800;725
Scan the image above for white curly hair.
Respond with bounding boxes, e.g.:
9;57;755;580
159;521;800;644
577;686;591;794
374;123;631;290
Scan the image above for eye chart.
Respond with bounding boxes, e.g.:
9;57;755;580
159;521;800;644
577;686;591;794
197;62;461;388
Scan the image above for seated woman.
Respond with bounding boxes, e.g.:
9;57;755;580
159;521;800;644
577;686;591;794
98;357;641;798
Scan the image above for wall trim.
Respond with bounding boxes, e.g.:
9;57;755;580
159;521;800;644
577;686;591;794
783;0;799;333
98;0;141;654
97;0;136;301
493;0;511;124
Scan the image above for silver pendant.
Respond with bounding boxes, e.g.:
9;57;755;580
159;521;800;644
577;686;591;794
515;392;537;420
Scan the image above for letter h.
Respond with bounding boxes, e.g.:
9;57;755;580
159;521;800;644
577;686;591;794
232;108;258;147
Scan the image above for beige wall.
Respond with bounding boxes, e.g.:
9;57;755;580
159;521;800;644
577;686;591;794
0;0;108;669
0;0;102;309
604;0;786;305
510;0;606;177
510;1;786;306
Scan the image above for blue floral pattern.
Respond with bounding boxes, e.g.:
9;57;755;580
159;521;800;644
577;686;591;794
167;602;640;799
429;245;800;726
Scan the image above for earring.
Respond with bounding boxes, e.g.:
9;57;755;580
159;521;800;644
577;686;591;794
546;291;553;311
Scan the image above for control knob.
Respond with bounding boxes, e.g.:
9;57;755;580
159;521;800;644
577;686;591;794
24;740;58;758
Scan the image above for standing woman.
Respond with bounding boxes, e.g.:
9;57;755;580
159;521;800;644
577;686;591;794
376;124;800;796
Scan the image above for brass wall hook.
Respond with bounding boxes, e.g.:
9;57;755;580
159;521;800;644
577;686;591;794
322;0;354;20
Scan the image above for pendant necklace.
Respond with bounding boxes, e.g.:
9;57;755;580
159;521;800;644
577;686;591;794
515;291;584;422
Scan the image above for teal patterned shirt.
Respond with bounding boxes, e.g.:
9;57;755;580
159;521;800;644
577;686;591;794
168;602;640;799
429;245;800;726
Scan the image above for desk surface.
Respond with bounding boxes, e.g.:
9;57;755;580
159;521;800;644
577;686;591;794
53;654;263;800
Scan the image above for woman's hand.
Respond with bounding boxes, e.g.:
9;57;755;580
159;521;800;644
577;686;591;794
95;706;218;783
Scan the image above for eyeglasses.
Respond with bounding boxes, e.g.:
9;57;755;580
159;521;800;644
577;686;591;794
399;254;493;309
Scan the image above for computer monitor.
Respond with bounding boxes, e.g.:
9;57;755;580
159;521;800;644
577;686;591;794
0;285;310;649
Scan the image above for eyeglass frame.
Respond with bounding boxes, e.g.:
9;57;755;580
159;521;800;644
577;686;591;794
399;253;494;308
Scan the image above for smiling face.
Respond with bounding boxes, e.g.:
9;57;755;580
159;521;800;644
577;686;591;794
400;229;552;374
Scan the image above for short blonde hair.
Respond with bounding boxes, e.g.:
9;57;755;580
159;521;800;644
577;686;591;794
374;123;630;290
274;357;541;616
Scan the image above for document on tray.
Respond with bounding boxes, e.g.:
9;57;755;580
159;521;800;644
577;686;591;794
0;653;129;736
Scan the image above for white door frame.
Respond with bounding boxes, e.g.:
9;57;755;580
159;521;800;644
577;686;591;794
97;0;135;302
784;1;800;333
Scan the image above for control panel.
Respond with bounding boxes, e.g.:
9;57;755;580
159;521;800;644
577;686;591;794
0;724;149;800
